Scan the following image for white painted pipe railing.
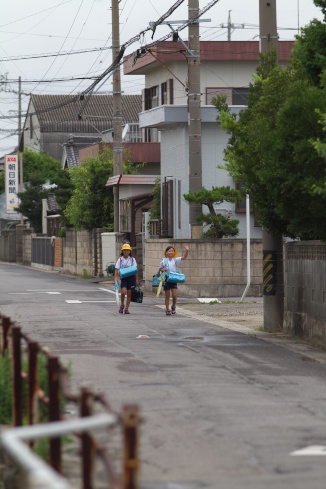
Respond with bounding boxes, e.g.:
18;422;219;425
241;194;251;302
0;413;117;489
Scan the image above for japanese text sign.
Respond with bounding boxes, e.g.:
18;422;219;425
5;154;20;214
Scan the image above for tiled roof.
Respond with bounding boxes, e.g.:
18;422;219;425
124;40;294;75
106;175;158;186
64;134;102;168
29;94;142;133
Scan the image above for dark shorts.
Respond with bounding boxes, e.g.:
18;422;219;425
164;282;177;291
121;275;136;290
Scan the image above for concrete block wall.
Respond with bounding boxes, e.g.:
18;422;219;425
284;241;326;348
63;228;105;276
22;230;33;265
145;238;263;297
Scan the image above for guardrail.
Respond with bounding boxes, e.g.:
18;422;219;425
0;314;140;489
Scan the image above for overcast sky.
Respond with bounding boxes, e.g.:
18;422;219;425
0;0;324;154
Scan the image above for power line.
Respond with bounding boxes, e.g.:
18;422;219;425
0;1;73;28
0;46;112;62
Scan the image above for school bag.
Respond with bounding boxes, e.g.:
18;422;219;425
118;257;137;278
164;258;185;284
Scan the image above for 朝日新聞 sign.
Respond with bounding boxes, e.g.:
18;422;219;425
5;154;20;214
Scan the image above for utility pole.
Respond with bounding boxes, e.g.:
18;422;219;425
111;0;123;233
259;0;284;332
227;10;232;41
188;0;203;238
18;76;21;149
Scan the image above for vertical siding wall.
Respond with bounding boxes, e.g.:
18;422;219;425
285;241;326;347
0;230;16;262
145;238;263;297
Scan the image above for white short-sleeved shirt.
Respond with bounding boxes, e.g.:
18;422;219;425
160;256;182;272
115;256;137;270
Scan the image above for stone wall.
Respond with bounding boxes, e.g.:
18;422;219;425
145;238;263;297
284;241;326;347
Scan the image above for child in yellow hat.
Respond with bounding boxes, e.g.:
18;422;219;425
114;243;138;314
159;244;189;315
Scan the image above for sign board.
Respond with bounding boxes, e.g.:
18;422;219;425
5;154;20;214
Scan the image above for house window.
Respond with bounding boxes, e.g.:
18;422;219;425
120;199;131;232
144;127;158;143
128;123;142;143
206;87;249;106
235;181;247;213
232;88;249;105
149;86;159;108
161;82;167;105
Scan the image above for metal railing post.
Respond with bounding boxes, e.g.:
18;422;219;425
12;326;23;427
80;388;95;489
122;405;140;489
2;316;10;356
48;356;62;472
28;341;39;428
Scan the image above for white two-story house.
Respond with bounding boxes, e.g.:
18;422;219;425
124;40;293;239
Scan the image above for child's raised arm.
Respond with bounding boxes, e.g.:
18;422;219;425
181;245;189;261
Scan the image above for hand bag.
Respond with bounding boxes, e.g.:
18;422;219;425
166;271;185;283
152;271;161;287
119;265;137;279
131;285;143;303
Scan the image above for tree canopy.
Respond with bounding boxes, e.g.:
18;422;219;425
14;149;72;233
183;186;240;238
213;11;326;240
64;147;139;230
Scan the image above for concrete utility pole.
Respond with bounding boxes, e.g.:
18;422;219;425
111;0;123;233
259;0;284;332
18;76;21;149
188;0;203;238
227;10;232;41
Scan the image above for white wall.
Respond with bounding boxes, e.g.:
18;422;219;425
160;121;262;240
144;59;271;106
160;125;189;238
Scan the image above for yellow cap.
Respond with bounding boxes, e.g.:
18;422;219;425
121;244;132;252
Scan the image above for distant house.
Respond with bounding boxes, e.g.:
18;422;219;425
23;94;142;162
124;40;294;239
79;141;161;246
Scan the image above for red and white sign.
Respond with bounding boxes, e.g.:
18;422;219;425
5;154;20;214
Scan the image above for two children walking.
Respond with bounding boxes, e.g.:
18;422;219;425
114;242;189;316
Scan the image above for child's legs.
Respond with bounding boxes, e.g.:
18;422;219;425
165;289;170;310
126;289;132;309
121;287;127;306
171;288;177;307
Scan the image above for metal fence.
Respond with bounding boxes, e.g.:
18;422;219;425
0;314;140;489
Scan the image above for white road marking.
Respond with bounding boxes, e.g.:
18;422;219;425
8;291;61;295
290;445;326;456
65;300;115;304
99;287;115;295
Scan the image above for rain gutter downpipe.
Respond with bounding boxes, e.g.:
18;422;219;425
241;194;251;301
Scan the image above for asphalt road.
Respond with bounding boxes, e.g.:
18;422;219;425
1;262;326;489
